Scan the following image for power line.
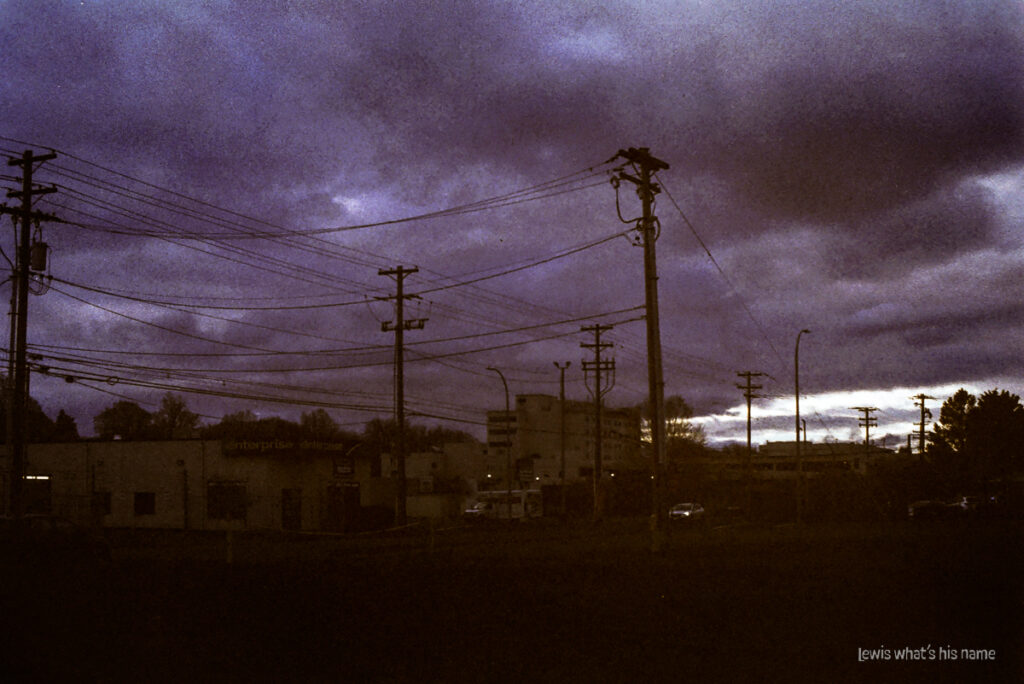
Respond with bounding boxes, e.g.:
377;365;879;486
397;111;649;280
657;175;783;368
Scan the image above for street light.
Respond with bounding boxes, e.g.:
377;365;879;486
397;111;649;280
487;367;511;520
795;329;810;523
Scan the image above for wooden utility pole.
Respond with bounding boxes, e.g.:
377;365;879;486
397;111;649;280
581;325;613;521
851;406;878;459
378;265;426;526
794;329;810;523
911;394;935;460
1;150;57;517
553;361;570;518
611;147;669;550
737;371;765;513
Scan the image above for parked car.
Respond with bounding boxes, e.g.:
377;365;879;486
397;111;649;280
952;496;981;513
0;514;111;566
668;502;705;523
463;500;494;521
907;500;954;520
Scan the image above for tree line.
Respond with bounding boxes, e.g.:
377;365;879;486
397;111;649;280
10;392;476;455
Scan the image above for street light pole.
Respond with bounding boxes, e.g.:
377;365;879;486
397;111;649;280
795;329;810;523
487;367;511;520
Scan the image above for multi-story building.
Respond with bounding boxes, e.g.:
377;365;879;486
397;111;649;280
485;393;645;488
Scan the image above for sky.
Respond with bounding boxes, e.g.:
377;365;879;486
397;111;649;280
1;0;1022;447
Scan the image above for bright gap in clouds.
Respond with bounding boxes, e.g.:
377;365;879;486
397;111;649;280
695;379;1024;448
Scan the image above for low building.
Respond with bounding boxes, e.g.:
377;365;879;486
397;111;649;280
674;441;897;481
6;439;390;532
751;441;895;478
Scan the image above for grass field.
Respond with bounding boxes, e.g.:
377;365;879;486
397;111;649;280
2;518;1020;682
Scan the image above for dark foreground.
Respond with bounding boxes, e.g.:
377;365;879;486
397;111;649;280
1;519;1020;683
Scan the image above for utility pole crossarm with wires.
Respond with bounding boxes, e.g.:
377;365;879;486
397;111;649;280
378;265;427;526
1;149;58;518
850;406;878;459
609;146;669;552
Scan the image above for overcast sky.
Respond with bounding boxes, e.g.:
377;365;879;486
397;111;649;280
1;0;1023;446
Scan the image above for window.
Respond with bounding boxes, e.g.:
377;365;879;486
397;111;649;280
134;492;156;516
24;475;52;514
208;482;247;521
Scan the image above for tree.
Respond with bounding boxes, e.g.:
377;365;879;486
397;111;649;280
0;395;56;442
52;409;80;442
967;389;1024;484
929;387;1024;491
637;395;706;467
94;401;153;440
361;418;475;455
151;393;199;439
201;411;301;442
300;409;342;441
931;388;975;456
637;395;705;443
201;410;256;439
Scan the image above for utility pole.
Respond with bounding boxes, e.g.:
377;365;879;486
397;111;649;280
486;367;511;519
581;324;614;521
851;406;878;460
610;146;669;551
911;394;935;461
794;329;810;524
1;150;57;518
554;361;570;518
737;371;765;514
378;265;426;526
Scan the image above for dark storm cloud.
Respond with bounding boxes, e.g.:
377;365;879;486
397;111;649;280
818;179;1000;278
7;0;1021;222
672;0;1024;223
2;0;1024;439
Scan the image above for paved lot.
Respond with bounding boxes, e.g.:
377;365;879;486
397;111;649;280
2;519;1020;682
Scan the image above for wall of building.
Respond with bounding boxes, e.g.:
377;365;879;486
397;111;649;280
18;440;378;532
486;394;645;487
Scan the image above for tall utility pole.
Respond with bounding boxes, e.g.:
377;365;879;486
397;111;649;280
610;147;669;550
851;406;878;459
1;150;57;518
378;265;426;526
487;367;511;519
553;361;571;518
581;324;614;521
794;329;810;524
911;394;935;460
736;371;765;513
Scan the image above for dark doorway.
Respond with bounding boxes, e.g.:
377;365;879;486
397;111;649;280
325;483;360;532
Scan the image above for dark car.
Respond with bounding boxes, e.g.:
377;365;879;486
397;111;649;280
668;502;706;523
463;501;494;521
907;500;953;520
0;514;111;566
